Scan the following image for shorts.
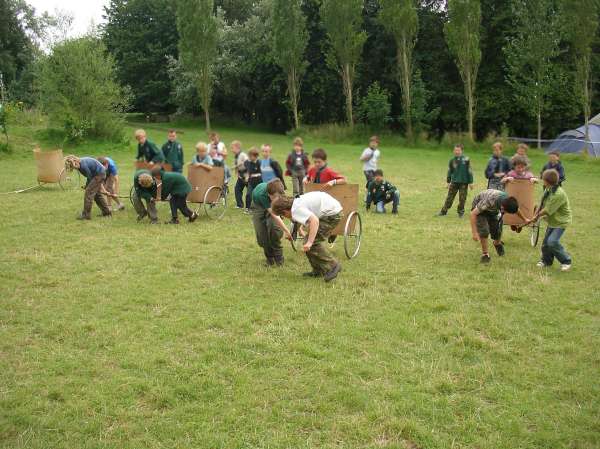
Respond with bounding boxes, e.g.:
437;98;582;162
476;212;502;240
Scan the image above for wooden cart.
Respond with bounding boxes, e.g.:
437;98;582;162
187;165;227;220
34;148;80;190
290;184;362;259
503;179;542;247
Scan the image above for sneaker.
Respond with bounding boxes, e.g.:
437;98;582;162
536;261;548;268
165;218;179;224
323;263;342;282
76;214;91;221
114;204;125;211
303;271;321;278
560;264;572;272
494;243;505;257
188;212;199;223
436;211;447;217
243;209;250;215
480;254;491;264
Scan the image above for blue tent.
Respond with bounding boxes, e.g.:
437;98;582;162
547;113;600;157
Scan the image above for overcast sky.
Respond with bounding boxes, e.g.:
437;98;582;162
28;0;108;37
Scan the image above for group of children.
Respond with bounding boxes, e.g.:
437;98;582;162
437;141;572;270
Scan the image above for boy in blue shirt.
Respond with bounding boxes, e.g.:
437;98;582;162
260;144;286;187
540;151;565;186
98;157;125;211
65;155;115;220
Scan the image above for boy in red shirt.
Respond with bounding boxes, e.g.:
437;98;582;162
303;148;347;189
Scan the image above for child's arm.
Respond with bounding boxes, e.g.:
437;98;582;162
360;149;372;162
470;209;480;241
269;210;294;241
303;215;320;252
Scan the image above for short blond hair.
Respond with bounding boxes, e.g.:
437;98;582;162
138;173;153;188
135;129;146;138
493;142;503;150
195;142;207;152
261;144;272;152
231;140;241;148
293;137;304;147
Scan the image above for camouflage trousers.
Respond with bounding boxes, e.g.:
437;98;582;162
306;213;342;274
441;183;469;215
83;174;110;218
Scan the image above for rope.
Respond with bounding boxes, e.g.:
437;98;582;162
0;184;42;195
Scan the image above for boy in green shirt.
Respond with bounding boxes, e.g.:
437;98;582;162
531;169;573;271
161;129;184;173
438;144;474;217
366;169;399;214
151;168;198;224
135;129;165;164
133;170;159;224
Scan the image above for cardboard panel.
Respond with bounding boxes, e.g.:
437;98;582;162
187;165;225;203
305;183;359;235
504;179;537;225
135;161;173;172
34;148;63;183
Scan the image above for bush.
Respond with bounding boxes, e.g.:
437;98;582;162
37;37;131;142
357;82;391;130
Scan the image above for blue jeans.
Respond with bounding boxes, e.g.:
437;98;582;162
541;227;572;265
375;191;400;213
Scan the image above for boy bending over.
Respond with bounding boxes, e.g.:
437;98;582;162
470;189;526;264
272;192;343;282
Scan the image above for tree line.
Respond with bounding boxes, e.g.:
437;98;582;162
1;0;599;145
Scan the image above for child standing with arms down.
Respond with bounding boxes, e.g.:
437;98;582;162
484;142;511;190
272;192;343;282
286;137;310;197
162;129;184;173
244;147;262;211
304;148;347;189
540;151;565;186
531;169;572;271
231;140;249;209
360;135;381;184
437;144;474;218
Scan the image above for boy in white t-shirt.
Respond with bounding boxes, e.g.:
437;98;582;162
272;192;343;282
360;135;381;184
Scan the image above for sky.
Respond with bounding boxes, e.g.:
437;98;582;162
28;0;109;37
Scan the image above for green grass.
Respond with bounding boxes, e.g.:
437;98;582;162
1;121;599;449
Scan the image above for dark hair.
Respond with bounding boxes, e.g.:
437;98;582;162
266;179;285;195
271;196;295;216
248;147;259;157
97;157;108;165
454;143;464;151
374;169;383;177
548;150;560;157
312;148;327;161
542;169;560;186
501;196;519;214
168;129;176;134
512;155;528;167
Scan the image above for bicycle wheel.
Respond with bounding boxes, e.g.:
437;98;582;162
129;185;136;208
530;221;541;247
343;211;362;259
203;185;226;220
58;168;80;190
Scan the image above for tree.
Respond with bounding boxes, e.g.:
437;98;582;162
320;0;367;127
37;37;130;141
564;0;599;152
271;0;308;129
445;0;481;141
177;0;219;131
103;0;179;113
379;0;418;140
505;0;561;148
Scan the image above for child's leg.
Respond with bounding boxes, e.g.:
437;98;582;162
94;190;111;216
292;176;300;197
104;176;114;208
457;183;468;215
169;197;179;220
113;175;122;206
476;214;491;255
251;207;272;260
132;192;147;218
234;177;244;208
307;214;342;274
246;185;254;209
174;195;193;218
542;227;571;265
441;183;459;213
267;215;284;264
297;175;305;196
392;191;400;213
376;201;385;213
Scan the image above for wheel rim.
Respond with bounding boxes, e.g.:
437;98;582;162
203;186;226;220
129;186;136;207
59;168;80;190
530;222;540;247
344;211;362;259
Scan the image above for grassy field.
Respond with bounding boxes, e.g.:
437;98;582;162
1;121;599;449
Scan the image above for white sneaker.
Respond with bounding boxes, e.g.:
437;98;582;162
560;264;572;272
536;261;547;268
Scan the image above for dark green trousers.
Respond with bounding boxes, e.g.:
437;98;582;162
441;183;469;214
306;213;342;274
251;203;283;261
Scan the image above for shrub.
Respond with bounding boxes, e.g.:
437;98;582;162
357;82;391;130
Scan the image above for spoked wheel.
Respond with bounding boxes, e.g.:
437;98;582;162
129;185;136;207
530;205;540;247
343;211;362;259
203;185;226;220
58;168;80;190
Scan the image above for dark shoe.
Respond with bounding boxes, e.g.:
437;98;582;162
328;235;337;244
515;227;523;234
458;212;464;218
392;209;398;215
480;254;491;264
494;242;505;257
274;257;284;267
98;213;112;218
77;214;91;221
137;212;148;222
436;211;447;217
188;212;199;223
165;218;179;224
323;263;342;282
303;271;321;278
264;258;275;267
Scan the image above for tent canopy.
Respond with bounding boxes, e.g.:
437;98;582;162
547;114;600;157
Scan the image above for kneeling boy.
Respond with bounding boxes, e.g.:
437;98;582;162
469;189;525;263
366;169;399;214
272;192;343;282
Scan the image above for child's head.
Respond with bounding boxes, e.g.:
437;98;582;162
501;196;519;214
266;179;285;200
293;137;304;153
374;169;384;183
195;142;208;158
542;169;560;188
492;142;503;156
369;135;380;148
516;143;528;156
248;147;259;161
208;132;219;144
97;157;109;168
512;155;528;174
262;144;272;159
231;140;241;154
312;148;328;169
135;129;147;144
548;150;560;164
64;155;80;171
453;144;464;157
168;129;177;142
271;195;294;219
138;173;154;188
